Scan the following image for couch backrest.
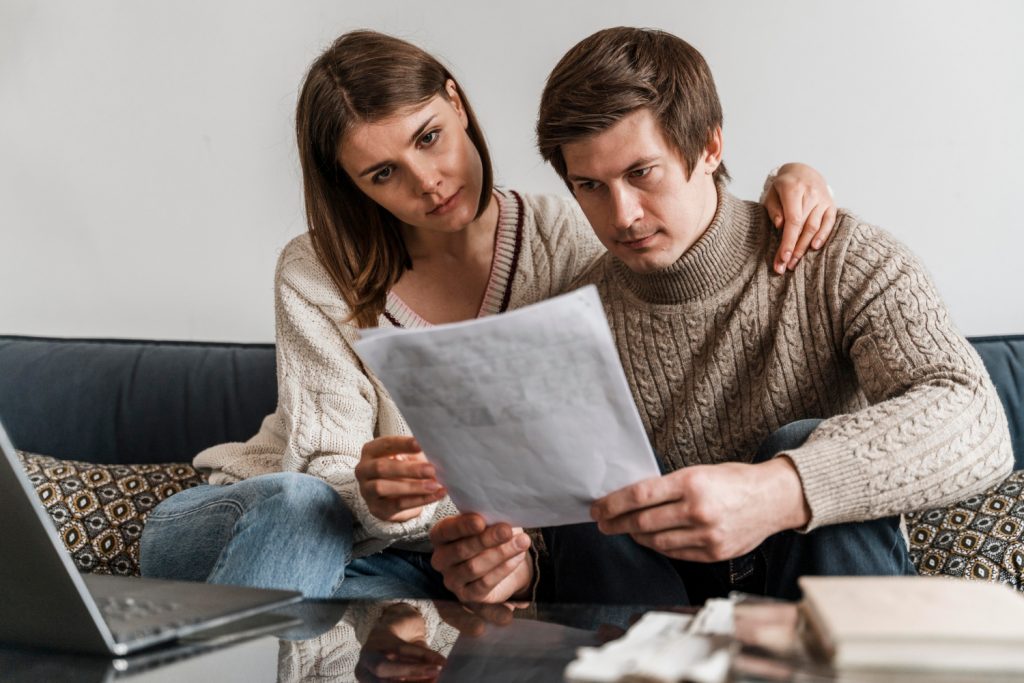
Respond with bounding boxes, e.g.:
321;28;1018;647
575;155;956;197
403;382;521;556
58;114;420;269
0;336;276;464
1;334;1022;468
971;335;1024;469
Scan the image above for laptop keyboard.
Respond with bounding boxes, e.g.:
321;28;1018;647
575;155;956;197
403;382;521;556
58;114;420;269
98;595;183;622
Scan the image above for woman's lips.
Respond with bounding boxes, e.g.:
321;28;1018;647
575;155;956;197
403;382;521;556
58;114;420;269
428;188;462;216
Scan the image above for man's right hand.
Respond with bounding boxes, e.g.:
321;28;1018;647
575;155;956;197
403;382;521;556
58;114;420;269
355;436;447;523
429;513;533;604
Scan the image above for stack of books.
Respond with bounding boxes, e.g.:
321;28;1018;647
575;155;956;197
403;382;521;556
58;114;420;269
799;576;1024;674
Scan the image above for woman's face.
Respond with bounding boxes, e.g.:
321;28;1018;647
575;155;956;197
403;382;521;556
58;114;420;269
337;80;484;233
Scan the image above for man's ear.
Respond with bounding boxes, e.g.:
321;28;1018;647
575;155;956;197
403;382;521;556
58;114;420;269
702;127;723;174
445;79;469;129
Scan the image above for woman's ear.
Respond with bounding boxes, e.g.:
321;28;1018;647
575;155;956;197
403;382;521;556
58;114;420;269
445;79;469;129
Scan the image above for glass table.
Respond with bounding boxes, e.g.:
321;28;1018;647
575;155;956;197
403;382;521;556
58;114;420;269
2;598;1021;682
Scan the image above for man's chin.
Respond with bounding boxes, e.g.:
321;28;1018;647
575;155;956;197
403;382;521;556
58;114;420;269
617;251;671;274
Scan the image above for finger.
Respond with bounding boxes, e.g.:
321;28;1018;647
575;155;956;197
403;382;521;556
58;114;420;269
592;476;683;522
428;514;488;547
774;187;806;274
360;457;436;482
362;475;444;500
762;187;783;229
788;203;826;269
597;500;690;536
458;550;530;601
361;435;422;460
432;524;519;572
812;206;838;250
631;527;705;555
445;535;530;590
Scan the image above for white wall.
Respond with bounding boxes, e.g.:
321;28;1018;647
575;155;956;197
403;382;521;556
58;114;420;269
2;0;1022;341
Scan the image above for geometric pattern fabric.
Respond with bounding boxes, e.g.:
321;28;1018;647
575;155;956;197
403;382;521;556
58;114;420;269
906;469;1024;592
14;450;1024;593
16;451;206;577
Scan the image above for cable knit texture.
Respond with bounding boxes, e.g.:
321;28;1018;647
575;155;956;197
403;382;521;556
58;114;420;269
573;186;1013;530
192;190;603;556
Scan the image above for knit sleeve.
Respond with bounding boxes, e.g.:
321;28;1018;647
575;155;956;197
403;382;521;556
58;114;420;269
271;242;446;549
781;217;1013;529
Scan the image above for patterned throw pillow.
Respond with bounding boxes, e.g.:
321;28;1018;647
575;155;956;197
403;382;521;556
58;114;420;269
907;470;1024;592
16;451;207;576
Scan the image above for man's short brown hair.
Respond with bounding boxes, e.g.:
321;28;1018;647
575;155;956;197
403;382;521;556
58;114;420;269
537;27;729;186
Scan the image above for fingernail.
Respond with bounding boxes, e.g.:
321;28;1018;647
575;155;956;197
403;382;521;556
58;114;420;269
775;262;785;274
812;238;822;249
514;534;530;551
784;250;792;260
788;258;798;269
774;215;782;226
410;439;421;451
424;481;441;491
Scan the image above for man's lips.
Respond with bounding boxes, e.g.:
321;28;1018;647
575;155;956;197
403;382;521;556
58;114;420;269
617;232;658;249
428;188;462;216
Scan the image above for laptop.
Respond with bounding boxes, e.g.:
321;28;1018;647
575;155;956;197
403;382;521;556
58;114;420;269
0;420;303;656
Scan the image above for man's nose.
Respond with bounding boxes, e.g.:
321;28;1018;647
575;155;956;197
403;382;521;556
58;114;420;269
609;184;643;231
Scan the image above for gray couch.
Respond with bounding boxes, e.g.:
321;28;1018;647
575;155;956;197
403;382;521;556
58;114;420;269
1;334;1022;586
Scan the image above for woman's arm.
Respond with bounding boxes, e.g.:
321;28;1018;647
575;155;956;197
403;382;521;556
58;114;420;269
762;162;837;274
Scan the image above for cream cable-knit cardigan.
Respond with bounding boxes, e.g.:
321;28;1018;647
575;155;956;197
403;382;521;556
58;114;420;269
193;190;603;556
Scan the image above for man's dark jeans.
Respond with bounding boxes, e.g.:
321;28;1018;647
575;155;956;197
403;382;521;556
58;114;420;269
539;419;917;604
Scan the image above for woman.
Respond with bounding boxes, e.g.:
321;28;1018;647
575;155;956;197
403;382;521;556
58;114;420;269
139;30;836;598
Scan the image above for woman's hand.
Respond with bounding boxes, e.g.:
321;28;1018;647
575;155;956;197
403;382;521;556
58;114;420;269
355;436;447;523
764;162;837;274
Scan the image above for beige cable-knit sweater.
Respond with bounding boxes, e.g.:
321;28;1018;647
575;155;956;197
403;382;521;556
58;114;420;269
573;187;1013;529
193;190;603;556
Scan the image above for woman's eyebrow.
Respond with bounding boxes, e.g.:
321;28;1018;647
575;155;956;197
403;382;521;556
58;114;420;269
357;115;438;178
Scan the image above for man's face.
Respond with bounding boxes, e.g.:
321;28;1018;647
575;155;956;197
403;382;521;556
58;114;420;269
562;108;720;274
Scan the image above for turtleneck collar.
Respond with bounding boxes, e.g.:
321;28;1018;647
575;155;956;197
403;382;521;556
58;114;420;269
611;184;766;305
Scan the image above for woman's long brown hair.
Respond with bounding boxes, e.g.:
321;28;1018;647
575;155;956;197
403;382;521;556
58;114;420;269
296;30;493;327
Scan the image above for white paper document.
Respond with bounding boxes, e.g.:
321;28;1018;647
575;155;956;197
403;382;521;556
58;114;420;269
353;285;660;528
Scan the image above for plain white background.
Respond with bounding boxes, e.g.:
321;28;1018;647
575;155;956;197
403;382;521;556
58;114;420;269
2;0;1022;341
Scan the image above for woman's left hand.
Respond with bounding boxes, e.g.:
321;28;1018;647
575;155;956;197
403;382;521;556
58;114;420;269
763;162;837;274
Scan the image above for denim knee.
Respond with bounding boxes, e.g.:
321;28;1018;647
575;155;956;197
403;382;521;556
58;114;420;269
753;419;823;463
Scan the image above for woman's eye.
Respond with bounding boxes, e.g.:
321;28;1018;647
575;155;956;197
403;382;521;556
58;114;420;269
372;166;393;184
420;130;440;146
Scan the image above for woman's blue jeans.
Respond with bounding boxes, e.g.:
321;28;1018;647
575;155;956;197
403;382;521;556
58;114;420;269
139;472;354;598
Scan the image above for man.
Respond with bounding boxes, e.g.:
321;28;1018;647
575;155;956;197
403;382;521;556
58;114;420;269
428;27;1013;605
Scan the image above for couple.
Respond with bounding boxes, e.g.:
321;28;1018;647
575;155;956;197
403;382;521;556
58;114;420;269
140;27;1012;606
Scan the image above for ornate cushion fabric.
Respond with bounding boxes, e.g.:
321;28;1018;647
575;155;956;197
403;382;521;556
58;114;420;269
907;469;1024;591
16;451;206;576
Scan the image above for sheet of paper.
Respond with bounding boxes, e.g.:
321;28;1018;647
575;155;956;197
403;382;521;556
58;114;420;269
352;285;660;528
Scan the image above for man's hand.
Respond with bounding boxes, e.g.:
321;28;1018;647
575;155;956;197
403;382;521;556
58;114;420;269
591;458;811;562
764;162;837;274
355;436;447;523
429;513;533;604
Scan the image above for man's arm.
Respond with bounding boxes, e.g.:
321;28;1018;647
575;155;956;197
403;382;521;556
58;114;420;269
780;216;1013;529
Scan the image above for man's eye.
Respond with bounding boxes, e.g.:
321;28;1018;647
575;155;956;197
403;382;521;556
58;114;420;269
576;181;600;192
372;167;393;184
629;167;652;179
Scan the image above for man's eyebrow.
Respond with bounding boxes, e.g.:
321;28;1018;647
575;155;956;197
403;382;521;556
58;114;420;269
356;114;438;177
566;155;661;183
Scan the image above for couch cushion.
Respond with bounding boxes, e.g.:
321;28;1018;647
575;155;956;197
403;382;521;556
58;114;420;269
0;336;276;464
970;335;1024;470
906;469;1024;592
16;451;206;576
